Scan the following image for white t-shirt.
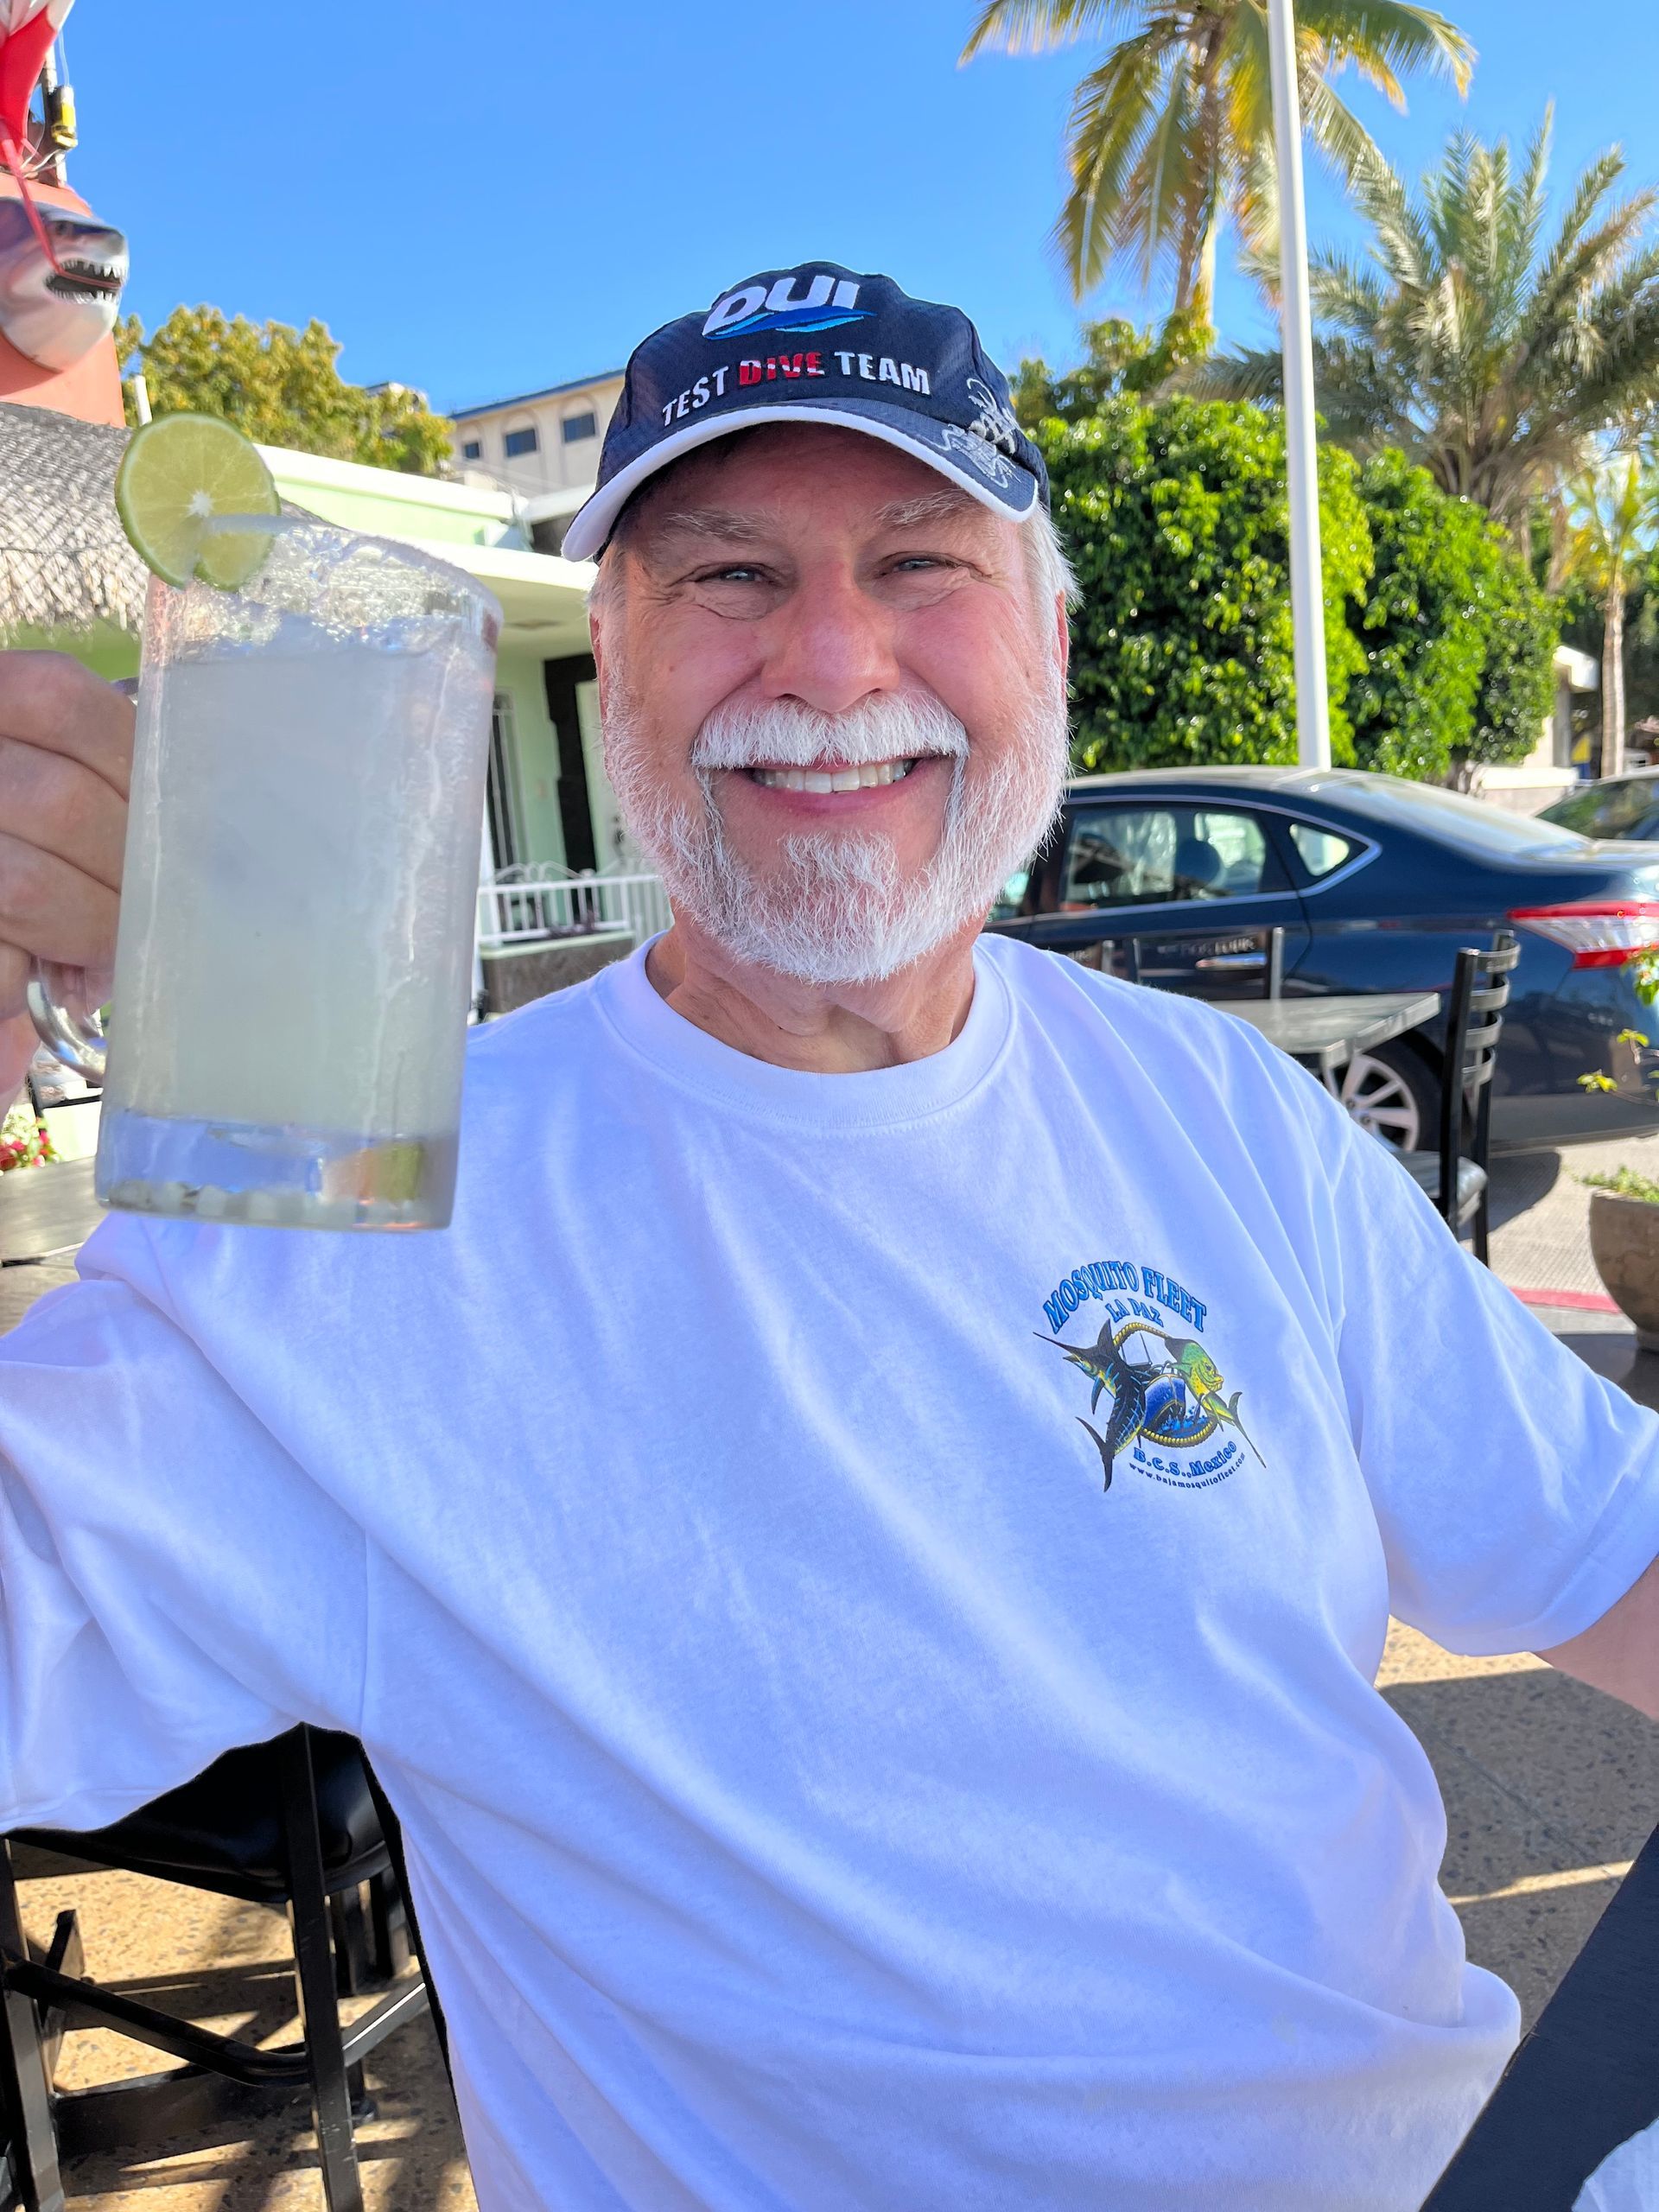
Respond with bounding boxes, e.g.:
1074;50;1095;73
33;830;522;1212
3;934;1657;2212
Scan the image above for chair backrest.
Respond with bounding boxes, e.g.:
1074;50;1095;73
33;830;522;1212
1437;930;1521;1210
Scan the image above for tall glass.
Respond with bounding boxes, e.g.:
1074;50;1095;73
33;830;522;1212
31;514;500;1230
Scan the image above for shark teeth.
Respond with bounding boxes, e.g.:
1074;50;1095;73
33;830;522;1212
749;759;917;793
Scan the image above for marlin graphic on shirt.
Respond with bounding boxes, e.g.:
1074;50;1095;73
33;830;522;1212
1037;1321;1264;1489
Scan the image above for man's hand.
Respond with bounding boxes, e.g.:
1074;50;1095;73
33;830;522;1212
0;652;133;1108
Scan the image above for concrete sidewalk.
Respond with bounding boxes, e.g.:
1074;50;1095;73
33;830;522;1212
1;1133;1656;2208
1487;1127;1659;1311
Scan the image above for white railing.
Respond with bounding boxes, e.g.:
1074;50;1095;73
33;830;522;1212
476;866;671;950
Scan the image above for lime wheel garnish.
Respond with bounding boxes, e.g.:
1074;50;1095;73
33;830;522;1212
115;413;281;590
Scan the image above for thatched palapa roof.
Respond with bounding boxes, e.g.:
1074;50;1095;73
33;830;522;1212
0;400;146;638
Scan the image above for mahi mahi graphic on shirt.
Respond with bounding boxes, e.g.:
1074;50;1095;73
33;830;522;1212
1035;1259;1264;1493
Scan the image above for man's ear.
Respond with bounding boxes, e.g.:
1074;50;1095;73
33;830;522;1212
1054;594;1071;690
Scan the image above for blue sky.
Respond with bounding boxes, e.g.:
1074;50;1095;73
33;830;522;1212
59;0;1659;416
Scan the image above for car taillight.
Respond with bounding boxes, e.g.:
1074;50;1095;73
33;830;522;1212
1510;902;1659;967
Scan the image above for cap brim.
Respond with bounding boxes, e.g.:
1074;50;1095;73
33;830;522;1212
560;394;1041;564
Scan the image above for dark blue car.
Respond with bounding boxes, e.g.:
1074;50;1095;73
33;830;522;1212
988;766;1659;1153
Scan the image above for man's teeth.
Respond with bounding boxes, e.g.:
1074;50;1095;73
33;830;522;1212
749;759;917;792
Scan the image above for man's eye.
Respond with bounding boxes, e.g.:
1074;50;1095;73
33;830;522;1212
697;564;766;585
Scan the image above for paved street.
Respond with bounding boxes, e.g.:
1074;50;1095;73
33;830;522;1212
0;1132;1656;2207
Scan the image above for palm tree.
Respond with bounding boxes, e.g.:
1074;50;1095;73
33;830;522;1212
960;0;1473;313
1189;114;1659;532
1563;455;1659;779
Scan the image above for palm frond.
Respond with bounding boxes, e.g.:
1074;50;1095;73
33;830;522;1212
1513;155;1655;361
1220;3;1274;151
1300;71;1388;194
1232;136;1281;271
1136;48;1200;291
960;0;1141;61
1344;140;1435;295
1177;346;1286;402
1295;112;1659;524
1294;0;1474;98
1306;250;1391;337
1052;35;1172;296
1510;108;1554;279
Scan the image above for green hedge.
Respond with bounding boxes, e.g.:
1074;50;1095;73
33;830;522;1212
1038;402;1557;779
1349;450;1559;777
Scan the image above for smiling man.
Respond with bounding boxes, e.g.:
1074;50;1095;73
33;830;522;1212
0;264;1656;2212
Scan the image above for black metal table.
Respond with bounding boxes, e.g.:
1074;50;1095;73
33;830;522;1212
0;1157;100;1267
1220;990;1442;1077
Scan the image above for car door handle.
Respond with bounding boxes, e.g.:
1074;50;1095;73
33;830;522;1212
1195;952;1266;969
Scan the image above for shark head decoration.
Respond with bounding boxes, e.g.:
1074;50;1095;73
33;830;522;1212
0;0;124;368
0;189;124;366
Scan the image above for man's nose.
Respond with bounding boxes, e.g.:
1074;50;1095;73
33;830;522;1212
758;571;901;718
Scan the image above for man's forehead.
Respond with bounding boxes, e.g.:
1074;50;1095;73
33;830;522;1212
626;429;1000;551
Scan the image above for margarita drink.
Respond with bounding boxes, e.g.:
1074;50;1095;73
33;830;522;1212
94;516;499;1230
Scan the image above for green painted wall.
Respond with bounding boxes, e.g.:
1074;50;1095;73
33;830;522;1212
267;477;513;548
2;620;138;679
495;646;567;870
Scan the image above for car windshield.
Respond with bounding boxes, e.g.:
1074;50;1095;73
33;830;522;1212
1300;775;1590;857
1539;778;1659;839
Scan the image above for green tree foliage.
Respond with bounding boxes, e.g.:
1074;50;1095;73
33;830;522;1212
1466;555;1560;770
1032;387;1557;777
1191;114;1659;532
1039;397;1374;770
1560;456;1659;775
1346;450;1558;778
1011;313;1215;428
961;0;1472;312
116;306;454;477
1558;564;1659;753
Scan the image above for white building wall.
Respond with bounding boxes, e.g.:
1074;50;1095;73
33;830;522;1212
451;376;624;499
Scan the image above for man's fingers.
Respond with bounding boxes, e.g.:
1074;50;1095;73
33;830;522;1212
0;831;120;981
0;1007;39;1113
0;944;27;1030
0;653;130;1026
0;731;127;894
0;651;133;801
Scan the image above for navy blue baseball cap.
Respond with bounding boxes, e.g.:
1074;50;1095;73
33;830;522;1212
561;261;1049;563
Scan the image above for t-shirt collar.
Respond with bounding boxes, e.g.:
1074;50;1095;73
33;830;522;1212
594;935;1015;1129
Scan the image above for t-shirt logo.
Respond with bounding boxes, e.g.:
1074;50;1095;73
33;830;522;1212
1035;1260;1264;1493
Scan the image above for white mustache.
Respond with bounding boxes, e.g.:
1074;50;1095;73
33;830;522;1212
690;693;969;772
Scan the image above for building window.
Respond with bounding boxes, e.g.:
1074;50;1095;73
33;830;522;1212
460;438;482;461
503;426;539;458
562;411;598;445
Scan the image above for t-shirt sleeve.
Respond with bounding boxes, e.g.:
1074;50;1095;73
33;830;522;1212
1315;1090;1659;1657
0;1257;368;1834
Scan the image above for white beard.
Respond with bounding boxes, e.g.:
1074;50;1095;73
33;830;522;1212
603;680;1070;987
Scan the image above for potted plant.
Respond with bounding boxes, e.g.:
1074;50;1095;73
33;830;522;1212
0;1097;55;1173
1580;952;1659;1343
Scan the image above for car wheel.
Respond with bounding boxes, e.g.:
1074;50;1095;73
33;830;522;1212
1325;1042;1440;1151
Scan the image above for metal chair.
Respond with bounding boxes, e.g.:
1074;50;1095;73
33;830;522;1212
1390;931;1521;1264
1263;925;1286;1001
1073;922;1285;995
0;1726;429;2212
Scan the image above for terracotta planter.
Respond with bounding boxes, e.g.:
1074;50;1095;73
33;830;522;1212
1587;1189;1659;1349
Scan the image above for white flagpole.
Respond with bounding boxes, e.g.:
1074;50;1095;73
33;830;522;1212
1266;0;1332;769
